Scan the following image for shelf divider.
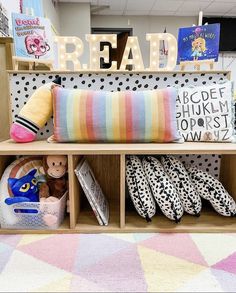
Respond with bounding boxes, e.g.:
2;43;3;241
68;155;82;229
120;154;126;228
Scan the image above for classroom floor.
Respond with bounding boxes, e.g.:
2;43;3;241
0;233;235;292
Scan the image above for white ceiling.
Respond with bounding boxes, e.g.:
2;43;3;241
58;0;236;16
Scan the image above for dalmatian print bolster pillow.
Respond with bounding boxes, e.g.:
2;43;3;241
143;156;184;223
126;156;156;222
161;155;202;216
188;167;236;217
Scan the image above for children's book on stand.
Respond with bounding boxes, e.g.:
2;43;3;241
11;12;54;70
75;159;109;226
177;23;220;70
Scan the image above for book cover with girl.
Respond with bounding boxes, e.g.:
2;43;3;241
177;24;220;64
12;12;53;60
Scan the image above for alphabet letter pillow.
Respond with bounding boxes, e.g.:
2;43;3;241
176;81;235;142
143;156;184;222
161;155;202;216
188;166;236;217
52;86;182;143
126;156;156;221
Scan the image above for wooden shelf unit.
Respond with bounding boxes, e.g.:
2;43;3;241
0;139;235;234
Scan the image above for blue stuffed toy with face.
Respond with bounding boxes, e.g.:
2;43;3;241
6;169;39;205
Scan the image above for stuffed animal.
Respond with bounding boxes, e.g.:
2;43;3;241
39;155;68;199
10;77;61;143
6;169;39;205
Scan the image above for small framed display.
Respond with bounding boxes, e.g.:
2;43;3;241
177;24;220;64
12;12;53;61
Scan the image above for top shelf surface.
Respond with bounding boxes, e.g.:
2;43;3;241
8;70;231;75
0;140;236;155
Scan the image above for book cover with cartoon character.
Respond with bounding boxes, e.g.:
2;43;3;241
12;12;53;60
177;24;220;64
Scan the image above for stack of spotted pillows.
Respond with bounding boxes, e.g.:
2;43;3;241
126;155;236;223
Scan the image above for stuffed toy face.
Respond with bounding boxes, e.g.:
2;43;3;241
45;156;67;179
6;169;39;205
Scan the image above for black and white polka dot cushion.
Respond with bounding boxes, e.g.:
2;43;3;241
143;156;184;222
188;167;236;217
126;156;156;221
161;155;202;216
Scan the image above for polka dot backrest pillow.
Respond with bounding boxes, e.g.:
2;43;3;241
176;80;235;142
51;85;182;143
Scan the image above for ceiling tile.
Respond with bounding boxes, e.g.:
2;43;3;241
205;2;235;13
179;1;211;12
224;5;236;13
174;10;200;16
109;0;127;11
149;10;175;15
98;9;125;15
124;10;150;15
126;0;156;10
152;0;184;11
204;12;228;16
225;12;236;16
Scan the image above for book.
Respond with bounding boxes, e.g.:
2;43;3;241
177;24;220;64
75;159;109;226
11;12;53;60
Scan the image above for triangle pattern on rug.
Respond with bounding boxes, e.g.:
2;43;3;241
70;275;112;292
33;274;73;292
190;234;236;266
17;234;79;273
211;268;236;292
79;244;147;292
176;268;223;292
138;245;206;293
140;233;207;266
74;234;132;274
0;235;22;248
17;234;53;247
0;242;15;273
212;251;236;275
0;250;71;292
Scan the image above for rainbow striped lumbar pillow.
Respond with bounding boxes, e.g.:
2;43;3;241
52;86;181;143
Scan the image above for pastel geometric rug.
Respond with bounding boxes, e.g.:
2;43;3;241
0;233;236;292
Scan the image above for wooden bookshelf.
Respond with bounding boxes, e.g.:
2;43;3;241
0;139;235;234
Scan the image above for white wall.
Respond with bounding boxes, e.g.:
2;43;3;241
58;2;91;65
91;15;197;68
42;0;60;34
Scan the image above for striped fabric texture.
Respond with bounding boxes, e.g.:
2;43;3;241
52;86;181;143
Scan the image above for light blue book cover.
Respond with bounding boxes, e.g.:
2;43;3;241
12;12;53;60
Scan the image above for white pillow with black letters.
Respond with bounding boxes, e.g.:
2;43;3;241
188;166;236;217
143;156;184;222
126;155;156;221
176;81;235;142
161;155;202;216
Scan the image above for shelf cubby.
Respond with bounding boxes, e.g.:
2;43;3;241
69;154;121;232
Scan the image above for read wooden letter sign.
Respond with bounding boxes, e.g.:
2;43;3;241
54;33;178;71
